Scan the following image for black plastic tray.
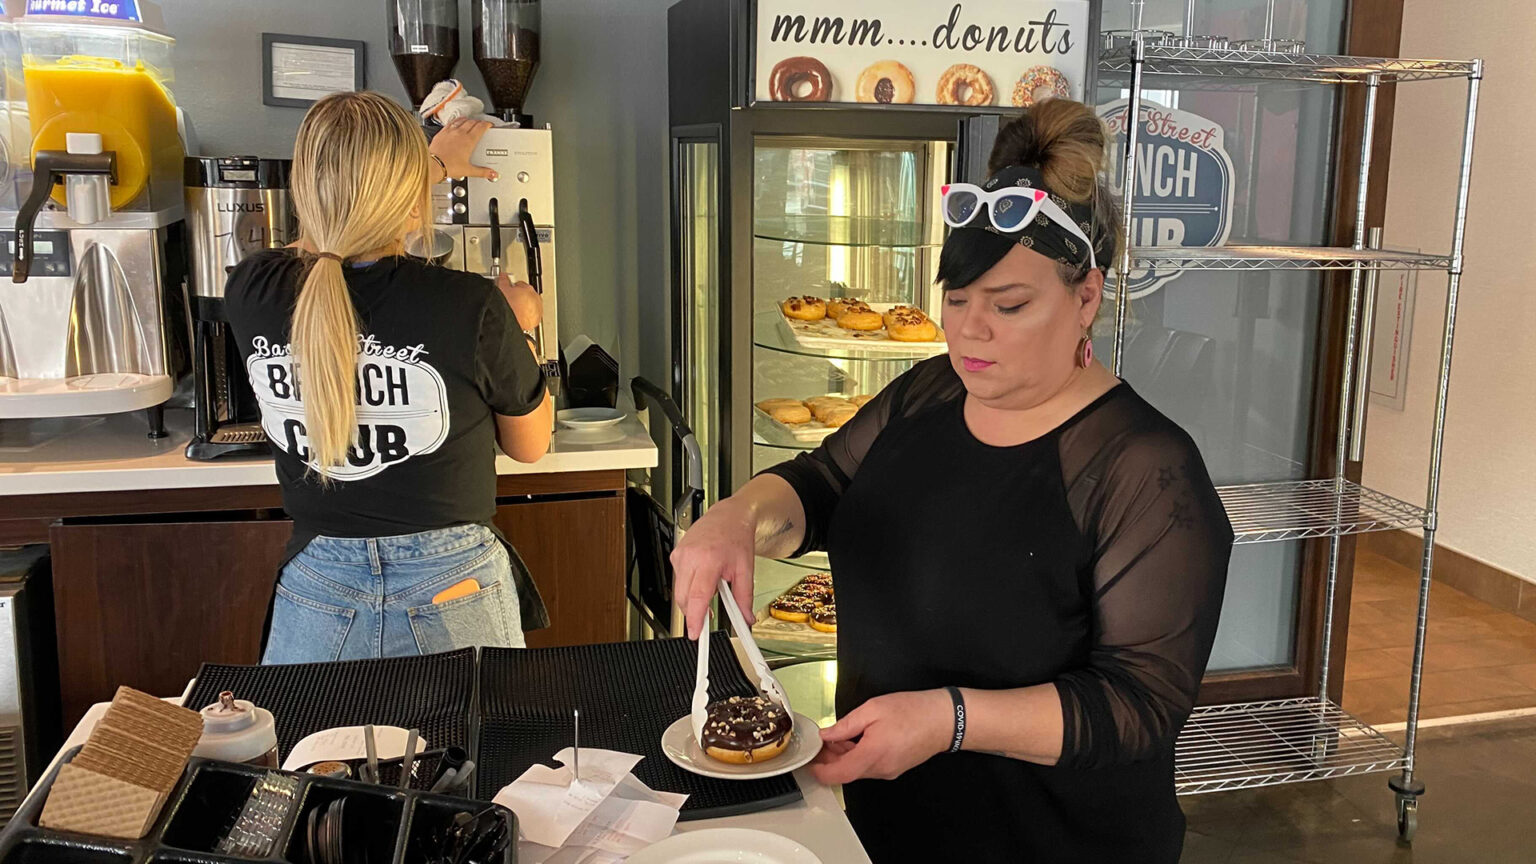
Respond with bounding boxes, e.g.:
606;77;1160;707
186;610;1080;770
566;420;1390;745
477;639;802;820
0;749;516;864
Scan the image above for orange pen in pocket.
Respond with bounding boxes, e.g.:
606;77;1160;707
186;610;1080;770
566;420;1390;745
432;578;481;604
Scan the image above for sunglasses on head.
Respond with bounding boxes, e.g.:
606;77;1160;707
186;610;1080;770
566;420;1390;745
941;183;1098;273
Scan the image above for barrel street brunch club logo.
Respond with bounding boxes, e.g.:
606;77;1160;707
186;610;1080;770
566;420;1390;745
1099;99;1235;299
247;334;450;481
754;0;1092;108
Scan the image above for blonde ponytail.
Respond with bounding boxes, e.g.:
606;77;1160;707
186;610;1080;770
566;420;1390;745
289;91;432;477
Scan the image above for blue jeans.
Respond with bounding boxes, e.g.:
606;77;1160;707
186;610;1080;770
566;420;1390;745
262;524;525;664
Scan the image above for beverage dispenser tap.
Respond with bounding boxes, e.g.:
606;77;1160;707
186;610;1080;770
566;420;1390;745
517;198;542;295
12;135;116;282
516;197;562;397
488;197;502;279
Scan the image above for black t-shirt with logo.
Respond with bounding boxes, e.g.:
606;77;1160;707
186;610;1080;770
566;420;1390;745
224;249;550;628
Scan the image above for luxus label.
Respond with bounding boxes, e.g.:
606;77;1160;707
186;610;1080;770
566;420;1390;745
247;334;451;481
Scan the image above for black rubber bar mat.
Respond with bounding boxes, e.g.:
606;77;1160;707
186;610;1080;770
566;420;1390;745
185;649;476;757
476;638;802;820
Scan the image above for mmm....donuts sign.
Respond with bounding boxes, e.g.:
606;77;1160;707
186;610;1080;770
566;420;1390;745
1099;99;1235;300
752;0;1095;109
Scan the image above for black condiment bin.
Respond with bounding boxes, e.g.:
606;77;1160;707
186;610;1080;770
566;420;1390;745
0;748;516;864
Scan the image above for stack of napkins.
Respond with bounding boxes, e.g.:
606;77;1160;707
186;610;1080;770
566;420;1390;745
494;748;687;863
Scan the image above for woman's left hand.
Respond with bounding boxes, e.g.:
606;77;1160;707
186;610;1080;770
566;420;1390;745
810;689;952;785
429;118;498;181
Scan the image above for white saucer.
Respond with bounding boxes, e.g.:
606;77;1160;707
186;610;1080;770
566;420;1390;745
661;712;822;780
627;828;823;864
557;407;626;429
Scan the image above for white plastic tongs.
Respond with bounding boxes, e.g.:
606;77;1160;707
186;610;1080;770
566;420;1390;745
690;581;793;744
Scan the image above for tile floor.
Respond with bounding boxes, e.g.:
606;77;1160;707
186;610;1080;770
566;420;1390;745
1181;717;1536;862
1343;550;1536;725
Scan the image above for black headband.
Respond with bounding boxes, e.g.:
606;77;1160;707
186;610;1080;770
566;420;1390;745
955;164;1113;274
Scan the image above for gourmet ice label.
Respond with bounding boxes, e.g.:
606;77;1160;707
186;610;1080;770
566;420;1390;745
246;334;451;481
25;0;142;22
1098;99;1235;300
753;0;1093;109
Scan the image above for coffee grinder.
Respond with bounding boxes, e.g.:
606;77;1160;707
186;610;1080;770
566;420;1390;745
0;1;186;432
184;157;294;460
392;0;561;399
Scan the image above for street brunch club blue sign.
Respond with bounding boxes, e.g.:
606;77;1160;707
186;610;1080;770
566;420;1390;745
25;0;141;23
1099;100;1235;299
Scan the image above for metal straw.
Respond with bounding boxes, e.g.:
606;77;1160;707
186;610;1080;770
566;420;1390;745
398;729;419;789
363;725;379;784
573;709;581;782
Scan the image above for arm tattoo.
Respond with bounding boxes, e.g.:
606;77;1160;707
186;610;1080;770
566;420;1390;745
755;517;796;554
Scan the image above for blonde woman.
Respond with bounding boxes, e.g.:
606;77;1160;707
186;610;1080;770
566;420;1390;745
225;93;553;663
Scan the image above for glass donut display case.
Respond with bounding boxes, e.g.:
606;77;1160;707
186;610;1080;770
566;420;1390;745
666;0;1098;661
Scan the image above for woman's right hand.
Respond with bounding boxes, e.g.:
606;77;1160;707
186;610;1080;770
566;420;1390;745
671;496;758;639
429;118;498;180
496;275;543;331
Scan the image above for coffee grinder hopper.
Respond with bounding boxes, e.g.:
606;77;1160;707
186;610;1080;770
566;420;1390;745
472;0;540;126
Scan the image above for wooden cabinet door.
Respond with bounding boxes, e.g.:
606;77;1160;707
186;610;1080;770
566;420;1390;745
49;518;290;728
494;495;626;649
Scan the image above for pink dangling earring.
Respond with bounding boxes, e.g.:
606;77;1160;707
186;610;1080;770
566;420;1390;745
1076;334;1094;368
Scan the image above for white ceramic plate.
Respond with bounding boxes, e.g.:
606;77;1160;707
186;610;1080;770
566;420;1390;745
661;712;822;780
627;828;824;864
556;407;626;429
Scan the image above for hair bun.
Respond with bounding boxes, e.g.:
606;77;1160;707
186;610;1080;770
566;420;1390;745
987;98;1107;203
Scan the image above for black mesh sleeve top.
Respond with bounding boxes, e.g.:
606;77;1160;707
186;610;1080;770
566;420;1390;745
764;356;1233;862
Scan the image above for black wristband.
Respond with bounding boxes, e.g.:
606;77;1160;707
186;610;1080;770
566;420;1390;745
945;686;967;753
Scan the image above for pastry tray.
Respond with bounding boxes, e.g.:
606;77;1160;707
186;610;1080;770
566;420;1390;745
777;303;947;355
752;393;859;444
0;748;517;864
750;605;837;651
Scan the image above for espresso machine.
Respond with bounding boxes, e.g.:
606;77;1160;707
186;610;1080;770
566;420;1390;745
392;0;561;392
184;157;294;460
0;2;185;431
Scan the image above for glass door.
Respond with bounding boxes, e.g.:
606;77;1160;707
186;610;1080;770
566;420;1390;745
1097;0;1353;687
747;135;949;662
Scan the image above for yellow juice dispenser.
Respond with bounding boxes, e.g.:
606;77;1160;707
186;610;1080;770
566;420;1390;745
0;0;184;431
0;2;27;211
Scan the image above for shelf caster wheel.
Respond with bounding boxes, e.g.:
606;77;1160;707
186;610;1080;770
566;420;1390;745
1397;796;1418;844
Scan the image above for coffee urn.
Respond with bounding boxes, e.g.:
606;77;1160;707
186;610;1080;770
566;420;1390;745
184;156;294;460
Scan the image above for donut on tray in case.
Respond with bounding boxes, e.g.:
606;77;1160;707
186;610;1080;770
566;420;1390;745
780;295;827;321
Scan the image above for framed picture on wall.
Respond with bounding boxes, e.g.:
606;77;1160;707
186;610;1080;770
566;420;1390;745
262;33;367;108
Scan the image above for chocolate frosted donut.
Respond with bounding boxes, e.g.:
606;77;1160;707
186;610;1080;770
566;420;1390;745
769;56;833;102
702;695;794;764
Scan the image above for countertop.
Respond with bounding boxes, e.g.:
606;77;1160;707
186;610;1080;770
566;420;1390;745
36;686;870;863
0;407;657;496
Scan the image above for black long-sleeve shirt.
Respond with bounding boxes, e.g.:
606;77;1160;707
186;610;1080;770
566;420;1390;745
764;357;1232;862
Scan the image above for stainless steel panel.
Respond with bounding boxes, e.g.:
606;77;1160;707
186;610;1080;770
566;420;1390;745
186;187;295;298
0;312;16;380
0;228;169;381
65;240;158;377
458;225;560;369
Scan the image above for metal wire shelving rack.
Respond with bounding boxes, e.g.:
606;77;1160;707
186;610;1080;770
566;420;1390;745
1100;31;1482;843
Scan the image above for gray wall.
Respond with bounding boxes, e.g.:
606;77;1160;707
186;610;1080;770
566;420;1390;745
163;0;674;387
